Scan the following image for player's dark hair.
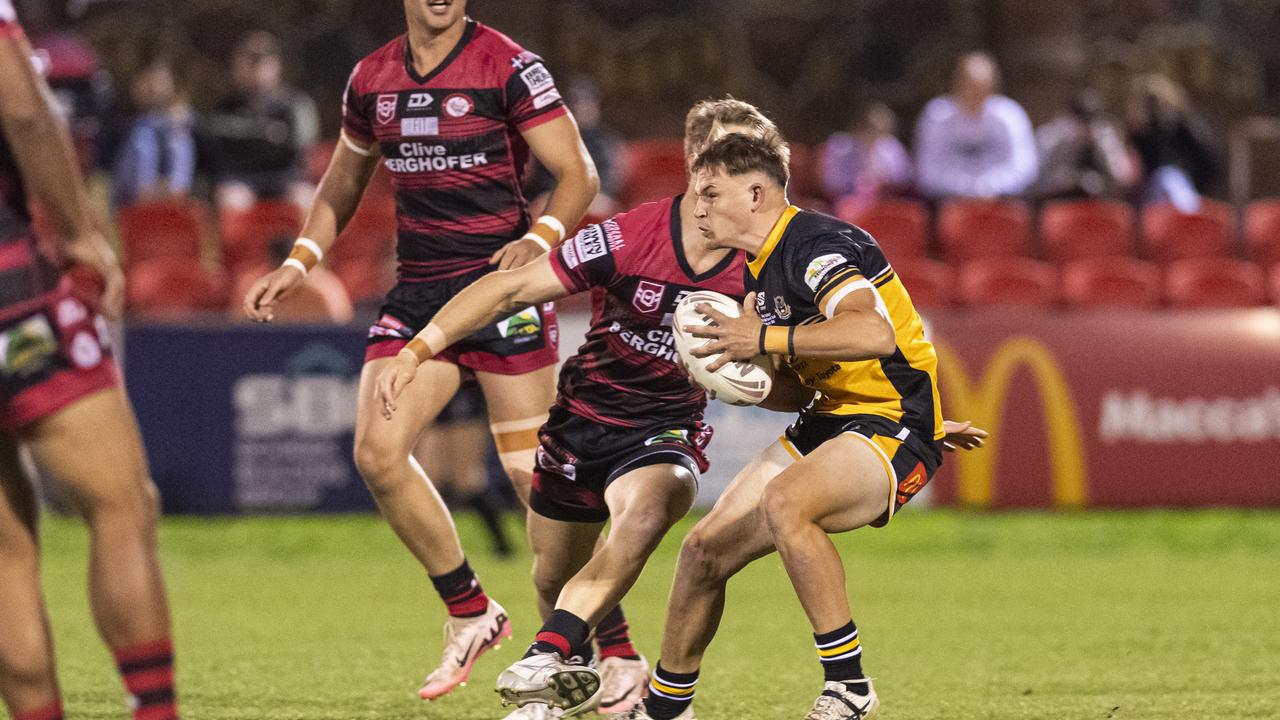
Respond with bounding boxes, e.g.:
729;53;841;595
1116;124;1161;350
691;133;790;190
683;97;789;167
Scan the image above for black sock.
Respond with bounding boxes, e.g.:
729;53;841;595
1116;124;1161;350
815;620;867;694
428;559;490;617
644;663;698;719
524;609;590;659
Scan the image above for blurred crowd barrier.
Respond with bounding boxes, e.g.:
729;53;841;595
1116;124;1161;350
126;307;1280;515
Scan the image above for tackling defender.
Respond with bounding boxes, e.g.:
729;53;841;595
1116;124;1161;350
0;4;180;720
619;134;977;720
242;0;601;700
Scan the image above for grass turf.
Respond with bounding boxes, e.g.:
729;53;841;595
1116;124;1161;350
32;509;1280;719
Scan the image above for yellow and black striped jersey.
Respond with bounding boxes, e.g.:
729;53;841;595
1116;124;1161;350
745;206;944;440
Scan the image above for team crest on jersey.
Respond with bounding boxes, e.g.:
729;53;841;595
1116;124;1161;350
376;93;398;124
805;253;847;291
632;280;666;315
774;296;793;319
443;93;474;118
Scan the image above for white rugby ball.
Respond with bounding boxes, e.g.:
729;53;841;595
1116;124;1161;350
672;291;774;406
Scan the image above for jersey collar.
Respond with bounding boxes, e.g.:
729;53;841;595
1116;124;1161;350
403;18;477;85
747;204;800;278
672;194;737;282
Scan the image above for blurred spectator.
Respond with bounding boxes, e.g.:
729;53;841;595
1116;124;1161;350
820;102;912;215
1126;74;1218;212
110;56;195;207
914;51;1038;199
203;31;319;210
526;75;621;216
1033;89;1136;200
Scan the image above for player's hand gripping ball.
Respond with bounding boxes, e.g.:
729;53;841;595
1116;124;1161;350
672;291;774;406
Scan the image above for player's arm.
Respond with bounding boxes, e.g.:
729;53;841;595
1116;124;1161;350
490;114;600;271
0;28;125;317
375;254;571;417
242;132;380;321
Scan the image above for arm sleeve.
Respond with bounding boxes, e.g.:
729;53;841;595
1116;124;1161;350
547;222;621;293
504;54;569;132
340;63;374;146
797;233;887;319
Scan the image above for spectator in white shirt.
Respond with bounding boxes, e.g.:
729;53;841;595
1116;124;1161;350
914;51;1038;199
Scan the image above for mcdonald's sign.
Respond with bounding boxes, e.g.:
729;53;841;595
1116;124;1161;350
926;310;1280;509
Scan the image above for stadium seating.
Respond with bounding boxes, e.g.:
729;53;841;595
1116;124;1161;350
1141;200;1234;264
1271;264;1280;306
845;199;930;260
1244;198;1280;267
618;139;687;207
1060;257;1162;309
126;257;227;317
938;199;1032;262
219;201;303;274
1040;199;1136;263
306;139;338;185
1164;258;1267;308
786;142;823;201
117;200;208;268
892;257;954;309
956;257;1058;307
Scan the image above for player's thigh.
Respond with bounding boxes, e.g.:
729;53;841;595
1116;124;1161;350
475;366;556;424
603;463;697;548
764;433;893;535
527;510;605;592
353;358;461;473
19;388;154;515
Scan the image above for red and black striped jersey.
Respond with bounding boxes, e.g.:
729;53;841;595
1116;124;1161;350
0;2;60;321
548;195;745;428
342;20;567;282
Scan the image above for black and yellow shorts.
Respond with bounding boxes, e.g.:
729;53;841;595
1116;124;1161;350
782;412;943;527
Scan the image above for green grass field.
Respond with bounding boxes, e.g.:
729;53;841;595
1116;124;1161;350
33;509;1280;719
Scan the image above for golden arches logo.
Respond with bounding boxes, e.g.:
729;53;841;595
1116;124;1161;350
935;337;1087;508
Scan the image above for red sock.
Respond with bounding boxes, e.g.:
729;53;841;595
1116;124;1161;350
596;605;640;660
429;560;491;618
114;638;178;720
14;702;64;720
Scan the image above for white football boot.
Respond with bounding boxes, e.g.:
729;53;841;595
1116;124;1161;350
609;704;697;719
496;652;602;715
596;654;650;714
803;680;879;720
418;599;513;700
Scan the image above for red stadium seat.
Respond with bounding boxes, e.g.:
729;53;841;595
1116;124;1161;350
1040;199;1135;263
787;143;823;200
1270;264;1280;306
1165;259;1267;308
306;139;338;185
619;140;687;207
126;258;226;317
1060;257;1162;309
1141;200;1233;264
957;257;1058;307
219;201;303;274
892;257;954;309
846;199;930;260
117;200;208;268
938;200;1031;262
331;171;397;265
1244;198;1280;267
330;255;393;304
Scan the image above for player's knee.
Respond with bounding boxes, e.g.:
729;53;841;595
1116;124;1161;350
352;435;402;489
0;628;53;691
83;476;161;532
530;559;570;602
609;508;671;560
678;528;731;586
761;481;804;537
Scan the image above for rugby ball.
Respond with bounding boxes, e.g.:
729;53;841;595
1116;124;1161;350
672;291;774;406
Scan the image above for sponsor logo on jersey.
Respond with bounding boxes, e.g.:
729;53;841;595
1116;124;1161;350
533;88;561;110
804;253;848;291
645;428;690;447
574;225;608;263
632;280;665;315
0;316;56;378
376;93;397;124
560;238;580;269
774;296;793;320
443;93;474;118
520;63;555;95
497;307;542;339
400;117;439;137
407;92;433;109
609;322;677;362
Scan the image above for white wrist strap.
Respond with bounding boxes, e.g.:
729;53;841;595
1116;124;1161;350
522;233;552;252
535;215;567;242
283;258;309;276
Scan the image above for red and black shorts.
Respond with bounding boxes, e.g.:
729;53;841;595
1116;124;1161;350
530;405;712;524
0;284;118;431
783;412;943;527
364;266;559;374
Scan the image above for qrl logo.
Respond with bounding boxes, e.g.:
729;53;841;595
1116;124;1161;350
376;94;397;124
632;280;665;314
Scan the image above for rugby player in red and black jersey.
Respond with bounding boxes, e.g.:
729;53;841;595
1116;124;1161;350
0;4;180;720
243;0;599;701
375;99;783;717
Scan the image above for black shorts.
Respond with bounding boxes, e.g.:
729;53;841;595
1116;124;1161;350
365;266;558;375
784;412;943;527
530;405;712;524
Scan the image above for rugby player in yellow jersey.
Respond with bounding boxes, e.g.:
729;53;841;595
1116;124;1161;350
616;134;984;720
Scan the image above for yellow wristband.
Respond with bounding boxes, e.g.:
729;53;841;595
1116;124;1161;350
762;326;791;355
286;238;324;273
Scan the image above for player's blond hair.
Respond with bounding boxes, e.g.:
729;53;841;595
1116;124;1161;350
683;97;790;169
